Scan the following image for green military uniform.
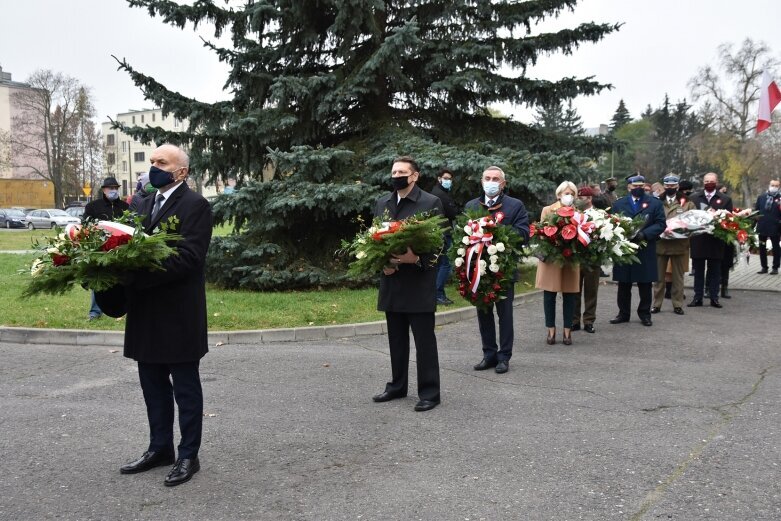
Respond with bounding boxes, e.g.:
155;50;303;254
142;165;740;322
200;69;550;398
573;264;600;328
653;193;696;309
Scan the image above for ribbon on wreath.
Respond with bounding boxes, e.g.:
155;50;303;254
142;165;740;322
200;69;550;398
464;213;504;294
570;212;595;247
371;221;401;241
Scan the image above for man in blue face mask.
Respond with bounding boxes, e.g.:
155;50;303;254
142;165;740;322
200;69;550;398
83;176;130;320
430;168;459;305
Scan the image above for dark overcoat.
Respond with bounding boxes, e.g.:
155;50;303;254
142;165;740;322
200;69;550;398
754;192;781;237
689;191;733;260
611;193;666;283
123;183;213;364
83;195;129;221
374;185;444;313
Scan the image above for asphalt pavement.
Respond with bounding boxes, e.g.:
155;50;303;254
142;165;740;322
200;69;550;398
1;282;780;521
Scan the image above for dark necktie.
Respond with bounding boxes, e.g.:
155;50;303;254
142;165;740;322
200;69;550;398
151;193;165;219
487;199;495;207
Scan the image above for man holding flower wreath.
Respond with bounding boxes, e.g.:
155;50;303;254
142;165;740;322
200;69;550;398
465;166;529;374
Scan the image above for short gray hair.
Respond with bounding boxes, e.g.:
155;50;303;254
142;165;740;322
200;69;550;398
483;166;505;180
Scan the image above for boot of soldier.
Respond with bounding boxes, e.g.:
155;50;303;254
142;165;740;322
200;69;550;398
664;282;672;299
721;285;731;299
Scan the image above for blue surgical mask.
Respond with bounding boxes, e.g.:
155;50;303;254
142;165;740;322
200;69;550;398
149;165;178;188
483;181;501;197
106;190;119;201
440;179;452;190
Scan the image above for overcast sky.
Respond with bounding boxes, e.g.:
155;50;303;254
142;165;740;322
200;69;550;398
1;0;780;129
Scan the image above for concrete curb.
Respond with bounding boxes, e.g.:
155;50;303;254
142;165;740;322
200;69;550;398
0;290;544;347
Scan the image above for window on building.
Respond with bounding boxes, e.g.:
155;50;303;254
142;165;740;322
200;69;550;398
122;161;127;172
122;180;128;197
134;152;145;162
121;142;126;152
174;118;181;128
107;153;115;165
141;115;145;123
106;134;115;146
152;113;156;122
132;115;136;124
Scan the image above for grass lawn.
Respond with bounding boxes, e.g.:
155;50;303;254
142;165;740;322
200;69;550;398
1;250;536;331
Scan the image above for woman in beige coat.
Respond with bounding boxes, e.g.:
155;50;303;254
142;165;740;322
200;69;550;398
535;181;580;345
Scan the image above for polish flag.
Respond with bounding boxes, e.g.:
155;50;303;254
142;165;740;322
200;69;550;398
757;70;781;134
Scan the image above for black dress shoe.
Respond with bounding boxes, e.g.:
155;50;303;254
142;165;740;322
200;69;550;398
570;323;581;331
673;307;685;315
771;269;779;275
609;316;629;324
650;307;661;314
372;391;406;402
495;361;509;374
710;300;722;308
414;399;440;412
687;299;703;307
473;358;497;371
120;450;175;474
583;324;595;333
641;318;653;326
164;458;200;487
757;268;768;274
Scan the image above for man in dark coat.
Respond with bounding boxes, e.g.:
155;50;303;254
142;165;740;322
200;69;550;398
83;177;129;320
430;168;459;305
116;144;213;486
129;172;156;213
372;156;444;412
465;166;529;374
754;178;781;274
609;175;666;326
688;172;732;308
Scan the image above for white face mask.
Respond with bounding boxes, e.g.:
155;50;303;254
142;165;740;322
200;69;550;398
483;181;501;197
769;186;779;194
560;194;574;207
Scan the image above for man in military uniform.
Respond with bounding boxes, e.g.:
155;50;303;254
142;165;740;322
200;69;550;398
601;177;618;208
572;186;600;333
688;172;733;308
651;174;695;315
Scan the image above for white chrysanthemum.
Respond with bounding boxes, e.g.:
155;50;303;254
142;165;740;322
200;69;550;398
462;236;470;245
479;267;486;276
487;245;498;255
496;242;505;252
489;255;499;264
457;248;466;256
479;259;487;268
355;250;367;259
489;264;500;273
454;257;464;267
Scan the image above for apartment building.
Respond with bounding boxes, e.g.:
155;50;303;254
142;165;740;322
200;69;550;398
0;66;43;179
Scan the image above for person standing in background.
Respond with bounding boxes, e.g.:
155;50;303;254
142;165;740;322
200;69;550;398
430;169;459;305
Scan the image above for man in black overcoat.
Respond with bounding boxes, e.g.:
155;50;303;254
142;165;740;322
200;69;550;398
688;172;732;308
116;144;213;486
754;178;781;274
372;156;444;412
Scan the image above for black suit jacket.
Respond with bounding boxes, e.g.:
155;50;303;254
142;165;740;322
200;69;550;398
123;183;213;363
374;185;444;313
689;191;733;260
754;193;781;237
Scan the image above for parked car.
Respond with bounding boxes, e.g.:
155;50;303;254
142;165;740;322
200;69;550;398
0;208;28;229
65;206;85;219
25;209;81;229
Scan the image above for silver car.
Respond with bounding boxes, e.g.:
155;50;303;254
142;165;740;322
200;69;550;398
25;209;81;229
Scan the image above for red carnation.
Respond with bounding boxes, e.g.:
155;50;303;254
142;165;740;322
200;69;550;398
560;224;577;241
562;248;573;258
52;254;70;266
556;206;574;218
101;233;132;252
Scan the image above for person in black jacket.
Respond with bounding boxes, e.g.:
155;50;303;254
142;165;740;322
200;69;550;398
129;172;156;213
112;144;213;486
371;156;444;412
82;177;129;320
430;168;459;305
754;178;781;274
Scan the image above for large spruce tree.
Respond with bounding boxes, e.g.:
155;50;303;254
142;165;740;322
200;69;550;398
116;0;618;290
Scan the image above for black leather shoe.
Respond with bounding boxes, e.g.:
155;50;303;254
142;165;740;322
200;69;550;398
570;323;581;331
771;269;779;275
414;399;440;412
583;324;595;333
372;391;406;402
609;316;629;324
687;299;703;307
473;358;497;371
673;307;685;315
640;318;653;326
120;450;175;474
757;268;768;274
164;458;200;487
710;300;722;308
650;307;661;314
495;361;509;374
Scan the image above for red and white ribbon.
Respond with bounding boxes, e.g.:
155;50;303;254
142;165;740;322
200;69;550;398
570;212;595;247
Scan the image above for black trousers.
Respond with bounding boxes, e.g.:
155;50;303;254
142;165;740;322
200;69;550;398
138;361;203;460
616;282;652;320
759;234;781;269
384;312;440;402
692;258;721;301
476;282;515;362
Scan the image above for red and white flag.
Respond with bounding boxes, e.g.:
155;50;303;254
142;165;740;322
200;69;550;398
757;70;781;134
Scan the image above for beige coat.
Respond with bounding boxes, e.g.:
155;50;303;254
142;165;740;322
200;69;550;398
535;202;581;293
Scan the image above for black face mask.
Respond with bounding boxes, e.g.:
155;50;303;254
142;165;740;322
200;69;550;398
391;176;410;191
664;188;678;197
630;187;645;198
149;165;178;188
607;185;616;192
